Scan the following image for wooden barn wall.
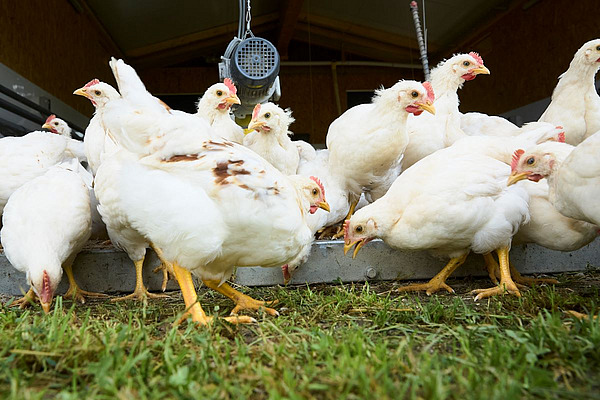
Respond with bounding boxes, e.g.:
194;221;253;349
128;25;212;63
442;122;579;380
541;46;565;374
141;65;424;144
457;0;598;115
0;0;116;117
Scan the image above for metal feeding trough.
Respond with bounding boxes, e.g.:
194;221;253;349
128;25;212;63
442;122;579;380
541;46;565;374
0;239;598;296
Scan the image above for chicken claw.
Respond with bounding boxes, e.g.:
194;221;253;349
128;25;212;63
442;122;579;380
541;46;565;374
172;264;257;327
396;254;467;296
203;280;280;316
510;265;559;286
63;264;107;303
150;243;175;291
111;259;168;302
396;281;455;296
175;312;257;327
472;280;521;301
472;246;521;300
152;263;172;292
10;288;37;309
564;310;598;321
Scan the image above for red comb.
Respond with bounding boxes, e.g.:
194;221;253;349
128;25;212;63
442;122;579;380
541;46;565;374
309;176;325;198
557;132;565;143
423;82;435;103
469;52;484;66
224;78;237;95
343;220;351;240
252;103;261;120
84;79;100;88
511;149;525;171
45;114;56;124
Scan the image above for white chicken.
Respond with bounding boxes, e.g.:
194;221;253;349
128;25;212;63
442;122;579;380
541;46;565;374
42;115;74;138
402;52;490;169
449;124;597;285
538;38;600;145
344;145;530;300
244;103;300;175
0;130;86;216
75;79;122;175
73;75;182;299
297;149;350;233
460;112;518;137
326;80;435;218
196;79;243;143
102;135;329;325
2;159;105;313
509;131;600;226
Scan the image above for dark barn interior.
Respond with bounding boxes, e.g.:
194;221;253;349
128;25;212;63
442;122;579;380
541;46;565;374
1;0;597;143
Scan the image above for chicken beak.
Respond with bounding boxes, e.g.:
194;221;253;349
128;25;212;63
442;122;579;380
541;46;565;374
40;300;52;314
343;241;358;256
418;102;436;115
73;88;88;98
507;171;529;186
318;201;331;212
248;120;265;131
471;65;491;75
226;95;241;105
42;123;53;130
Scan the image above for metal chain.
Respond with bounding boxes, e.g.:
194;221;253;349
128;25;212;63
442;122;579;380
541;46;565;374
244;0;254;38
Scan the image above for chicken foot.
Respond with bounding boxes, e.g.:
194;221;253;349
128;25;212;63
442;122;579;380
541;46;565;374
111;258;168;302
483;254;557;287
150;242;175;292
10;288;37;309
63;263;107;303
565;310;598;320
172;264;255;326
317;224;343;240
509;264;559;286
472;246;521;300
332;200;359;240
203;280;280;316
396;253;468;295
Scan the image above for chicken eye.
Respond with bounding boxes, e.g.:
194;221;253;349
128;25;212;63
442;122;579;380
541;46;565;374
94;90;101;96
411;91;418;98
312;188;318;195
264;112;271;119
54;122;59;125
596;45;600;51
216;90;223;96
356;226;363;233
526;157;535;165
463;61;470;66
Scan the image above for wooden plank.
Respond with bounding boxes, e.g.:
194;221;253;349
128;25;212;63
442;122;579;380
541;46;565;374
79;0;124;57
292;28;418;62
297;13;438;53
125;12;280;67
276;0;305;60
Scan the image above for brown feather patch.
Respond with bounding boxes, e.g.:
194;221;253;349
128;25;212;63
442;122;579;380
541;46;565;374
164;154;201;162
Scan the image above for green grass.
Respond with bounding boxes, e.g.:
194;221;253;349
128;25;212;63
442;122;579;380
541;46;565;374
1;270;600;399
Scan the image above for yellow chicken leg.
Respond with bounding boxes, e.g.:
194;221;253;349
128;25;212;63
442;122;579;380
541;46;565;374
150;242;174;292
396;253;468;295
10;288;37;309
483;253;500;285
332;199;359;240
111;258;168;302
173;265;255;326
63;263;107;303
203;280;279;316
472;246;521;300
509;264;559;286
